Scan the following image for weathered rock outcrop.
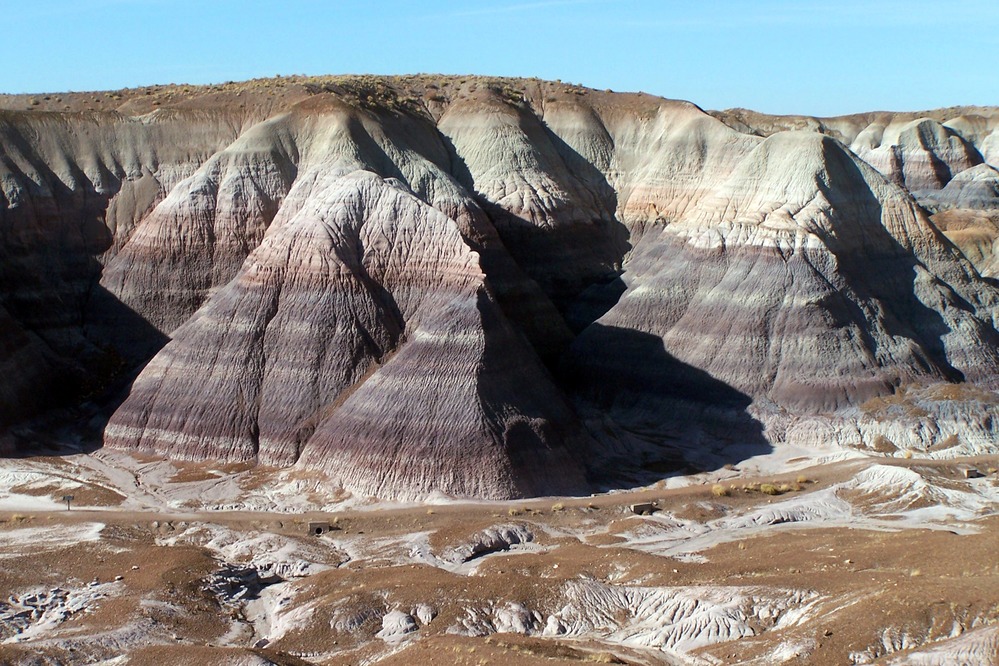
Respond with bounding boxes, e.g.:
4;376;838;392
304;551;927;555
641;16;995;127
101;110;589;497
714;107;999;182
564;131;999;441
924;162;999;211
0;109;245;413
931;209;999;280
3;76;999;498
851;118;983;192
921;164;999;278
298;288;589;499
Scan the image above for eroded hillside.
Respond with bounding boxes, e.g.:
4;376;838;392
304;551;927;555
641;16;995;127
2;75;999;499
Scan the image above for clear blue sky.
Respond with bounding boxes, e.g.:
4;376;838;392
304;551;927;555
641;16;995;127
2;0;997;116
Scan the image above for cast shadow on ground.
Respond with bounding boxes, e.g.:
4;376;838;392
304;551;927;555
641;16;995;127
2;283;168;459
560;324;773;489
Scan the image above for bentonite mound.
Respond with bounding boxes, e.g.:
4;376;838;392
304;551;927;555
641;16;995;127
924;162;999;211
919;164;999;279
3;76;999;499
566;131;999;415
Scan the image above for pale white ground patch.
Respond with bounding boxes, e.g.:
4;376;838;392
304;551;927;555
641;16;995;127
157;522;341;578
0;522;104;559
885;624;999;665
0;466;84;511
841;464;999;525
1;580;123;644
446;579;821;664
604;463;998;562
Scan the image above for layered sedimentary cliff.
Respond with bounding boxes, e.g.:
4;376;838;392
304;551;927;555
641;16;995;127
2;76;998;498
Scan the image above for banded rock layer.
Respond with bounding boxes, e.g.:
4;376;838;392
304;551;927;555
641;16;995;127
2;77;999;498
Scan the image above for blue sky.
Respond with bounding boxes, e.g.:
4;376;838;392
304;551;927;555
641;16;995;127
2;0;997;116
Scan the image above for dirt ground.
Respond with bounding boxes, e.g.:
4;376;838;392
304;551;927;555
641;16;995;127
0;453;997;665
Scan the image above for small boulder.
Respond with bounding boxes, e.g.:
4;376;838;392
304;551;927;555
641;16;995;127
377;610;418;641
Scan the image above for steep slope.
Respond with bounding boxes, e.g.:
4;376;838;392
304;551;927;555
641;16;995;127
0;305;59;427
298;288;589;500
3;76;999;498
564;131;999;446
926;162;999;210
711;105;999;287
102;107;588;497
100;113;300;337
851;118;983;192
923;164;999;279
438;93;627;311
932;215;999;280
712;107;999;187
0;109;247;421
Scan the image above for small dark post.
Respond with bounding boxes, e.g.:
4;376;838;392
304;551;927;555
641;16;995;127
63;494;75;510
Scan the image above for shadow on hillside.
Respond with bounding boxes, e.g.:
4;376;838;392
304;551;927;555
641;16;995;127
439;101;631;333
817;138;980;382
1;282;168;459
560;324;773;487
0;130;172;457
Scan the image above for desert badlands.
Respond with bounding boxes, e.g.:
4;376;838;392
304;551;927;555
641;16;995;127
0;75;997;665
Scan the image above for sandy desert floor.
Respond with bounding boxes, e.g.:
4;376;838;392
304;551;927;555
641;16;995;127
0;444;997;665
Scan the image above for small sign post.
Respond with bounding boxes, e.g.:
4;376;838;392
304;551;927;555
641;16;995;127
63;494;75;511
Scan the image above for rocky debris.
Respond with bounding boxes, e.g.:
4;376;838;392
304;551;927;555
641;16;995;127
449;602;543;637
443;581;816;660
440;524;535;563
884;624;999;666
764;638;819;663
204;565;281;608
838;464;999;519
0;583;119;642
494;603;544;634
157;523;341;579
713;490;854;531
330;606;383;634
376;610;418;641
548;579;818;655
783;383;999;456
412;603;437;626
